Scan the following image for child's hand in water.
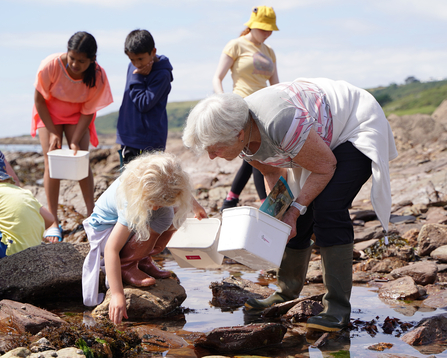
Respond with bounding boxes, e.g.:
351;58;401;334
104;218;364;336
133;60;154;76
109;293;128;324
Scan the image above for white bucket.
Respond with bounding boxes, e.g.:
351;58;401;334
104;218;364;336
167;218;223;268
47;149;89;181
218;206;291;270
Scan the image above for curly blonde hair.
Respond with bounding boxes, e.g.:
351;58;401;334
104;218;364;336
116;152;192;240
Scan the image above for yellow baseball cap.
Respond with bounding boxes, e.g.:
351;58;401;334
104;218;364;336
244;6;279;31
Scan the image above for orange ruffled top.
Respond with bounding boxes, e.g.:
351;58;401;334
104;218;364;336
31;53;113;147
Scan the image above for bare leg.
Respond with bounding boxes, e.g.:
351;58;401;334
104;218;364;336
38;126;63;225
64;125;94;216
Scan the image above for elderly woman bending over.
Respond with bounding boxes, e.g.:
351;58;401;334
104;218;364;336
183;78;397;332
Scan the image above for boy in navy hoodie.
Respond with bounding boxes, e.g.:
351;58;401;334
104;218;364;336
116;29;174;164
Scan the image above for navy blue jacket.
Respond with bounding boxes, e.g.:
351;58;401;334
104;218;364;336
116;55;173;150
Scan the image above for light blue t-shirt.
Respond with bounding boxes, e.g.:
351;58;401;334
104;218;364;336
88;178;174;234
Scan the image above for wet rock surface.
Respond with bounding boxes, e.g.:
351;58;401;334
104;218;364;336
92;279;187;320
210;276;274;307
0;243;85;303
194;322;287;353
0;300;66;335
2;105;447;356
401;313;447;346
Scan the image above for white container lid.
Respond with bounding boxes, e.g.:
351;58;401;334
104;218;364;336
47;149;89;158
168;218;221;249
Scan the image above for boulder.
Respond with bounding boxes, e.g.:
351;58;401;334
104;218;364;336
423;290;447;309
0;300;66;335
0;347;85;358
401;313;447;346
282;300;323;323
390;261;438;285
129;326;189;350
432;98;447;126
417;224;447;256
210;276;274;308
0;243;85;303
194;323;287;353
378;276;426;301
92;278;186;320
430;245;447;262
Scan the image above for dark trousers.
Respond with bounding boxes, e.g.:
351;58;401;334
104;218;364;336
231;160;267;200
287;141;372;250
119;145;165;165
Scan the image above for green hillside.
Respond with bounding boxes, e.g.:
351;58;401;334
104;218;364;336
95;79;447;135
95;100;199;135
367;79;447;116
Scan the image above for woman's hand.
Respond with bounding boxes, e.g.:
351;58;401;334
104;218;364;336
48;132;62;152
282;206;300;241
109;293;128;325
192;197;207;220
70;142;80;156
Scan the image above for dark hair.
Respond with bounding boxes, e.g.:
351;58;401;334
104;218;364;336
67;31;98;88
124;29;155;55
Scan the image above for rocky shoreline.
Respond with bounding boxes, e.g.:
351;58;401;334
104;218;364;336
1;101;447;356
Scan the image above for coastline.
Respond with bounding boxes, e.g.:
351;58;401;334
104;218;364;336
0;134;117;146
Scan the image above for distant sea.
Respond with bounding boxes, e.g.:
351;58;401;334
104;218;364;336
0;144;113;153
0;144;44;153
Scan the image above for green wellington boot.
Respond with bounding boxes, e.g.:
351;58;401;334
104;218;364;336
245;245;312;310
306;242;353;332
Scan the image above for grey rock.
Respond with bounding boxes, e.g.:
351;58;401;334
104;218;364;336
430;245;447;262
0;243;84;303
282;300;323;323
417;224;447;256
194;323;287;353
401;313;447;346
378;276;425;301
0;300;66;335
92;278;186;320
210;276;274;308
390;261;438;285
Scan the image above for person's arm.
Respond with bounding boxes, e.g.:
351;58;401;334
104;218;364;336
34;89;62;151
282;129;337;240
212;53;234;94
69;113;94;155
249;160;287;194
268;62;279;86
104;222;132;324
128;71;171;113
192;196;207;220
3;156;21;186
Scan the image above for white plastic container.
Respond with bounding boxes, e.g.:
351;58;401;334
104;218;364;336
167;218;223;268
47;149;89;180
218;206;291;270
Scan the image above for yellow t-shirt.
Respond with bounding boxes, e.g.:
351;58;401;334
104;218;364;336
223;36;276;98
0;183;45;256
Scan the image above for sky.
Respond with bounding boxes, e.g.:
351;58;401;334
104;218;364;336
1;0;447;138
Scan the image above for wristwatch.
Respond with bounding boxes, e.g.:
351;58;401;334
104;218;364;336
290;201;307;215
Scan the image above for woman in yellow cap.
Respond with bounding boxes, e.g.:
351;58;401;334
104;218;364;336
212;6;279;212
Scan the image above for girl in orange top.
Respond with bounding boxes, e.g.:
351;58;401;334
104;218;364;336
32;31;113;240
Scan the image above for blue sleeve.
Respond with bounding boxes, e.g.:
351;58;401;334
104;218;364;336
128;71;172;113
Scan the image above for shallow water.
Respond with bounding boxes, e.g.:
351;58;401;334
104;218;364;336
59;256;445;357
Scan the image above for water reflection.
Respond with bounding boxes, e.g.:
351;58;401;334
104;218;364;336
162;256;446;357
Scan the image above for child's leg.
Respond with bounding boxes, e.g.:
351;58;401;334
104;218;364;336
139;225;177;278
64;124;94;216
120;228;161;287
38;127;63;225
